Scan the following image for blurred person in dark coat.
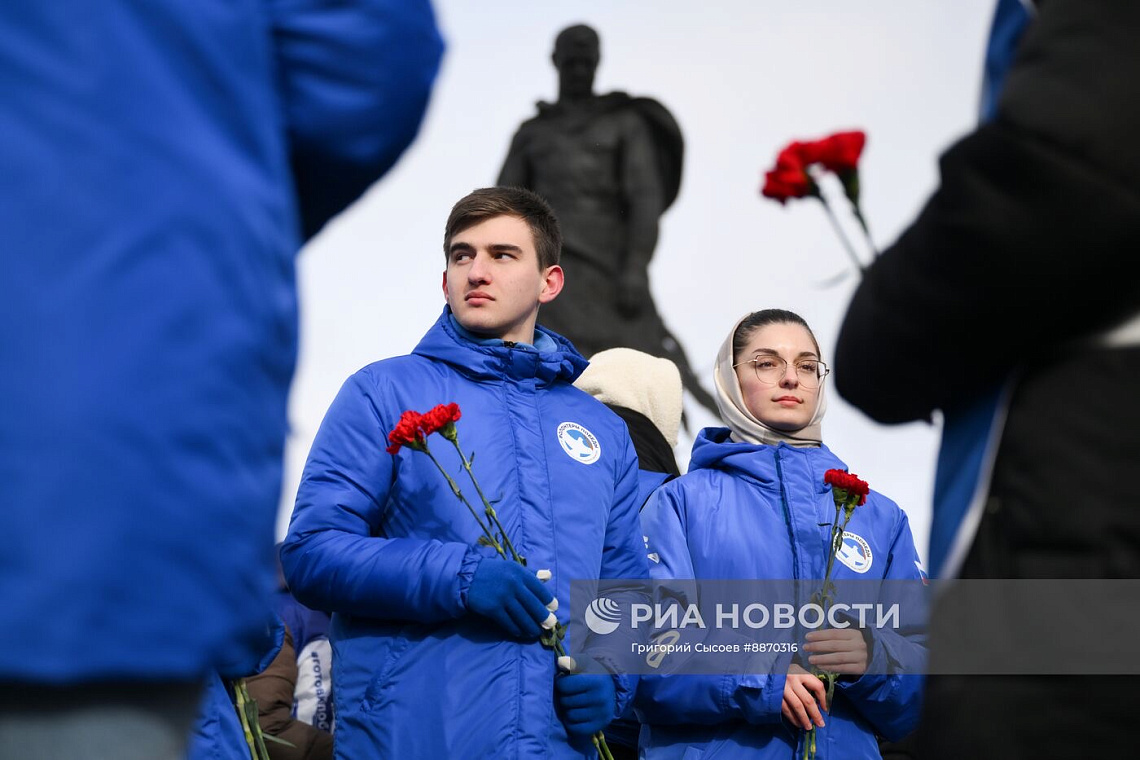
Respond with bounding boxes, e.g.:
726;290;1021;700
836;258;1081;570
835;1;1140;756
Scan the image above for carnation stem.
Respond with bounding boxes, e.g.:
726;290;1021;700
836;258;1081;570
425;419;613;759
850;205;879;259
805;492;861;760
821;499;844;600
450;439;524;564
816;196;866;275
423;448;505;558
234;679;272;760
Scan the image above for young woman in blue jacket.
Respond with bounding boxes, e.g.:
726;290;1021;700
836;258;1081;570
636;309;925;760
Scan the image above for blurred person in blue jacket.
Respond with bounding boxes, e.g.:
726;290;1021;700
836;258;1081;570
240;552;335;759
281;187;649;758
187;618;286;760
636;310;926;760
0;2;442;758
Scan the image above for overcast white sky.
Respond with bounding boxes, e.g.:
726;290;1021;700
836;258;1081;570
278;0;998;561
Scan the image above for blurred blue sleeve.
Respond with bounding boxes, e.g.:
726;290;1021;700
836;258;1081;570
217;614;287;680
271;0;444;239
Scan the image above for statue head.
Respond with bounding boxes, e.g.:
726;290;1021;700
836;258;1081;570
552;24;600;101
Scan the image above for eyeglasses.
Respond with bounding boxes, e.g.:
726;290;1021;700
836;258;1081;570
732;355;830;389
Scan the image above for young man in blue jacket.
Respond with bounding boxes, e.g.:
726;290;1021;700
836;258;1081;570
282;187;649;758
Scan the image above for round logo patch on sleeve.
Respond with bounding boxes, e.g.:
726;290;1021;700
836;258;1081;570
556;422;600;464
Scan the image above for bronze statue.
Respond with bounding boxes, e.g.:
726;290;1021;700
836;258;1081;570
498;24;717;416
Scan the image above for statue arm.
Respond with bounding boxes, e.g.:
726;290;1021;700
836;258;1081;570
497;128;532;188
617;112;665;316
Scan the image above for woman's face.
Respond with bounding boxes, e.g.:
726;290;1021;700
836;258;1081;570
734;322;822;432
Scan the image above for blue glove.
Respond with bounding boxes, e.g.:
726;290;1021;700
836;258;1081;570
466;557;555;639
555;672;616;736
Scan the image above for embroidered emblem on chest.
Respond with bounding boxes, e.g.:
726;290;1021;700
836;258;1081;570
556;422;600;464
836;531;873;574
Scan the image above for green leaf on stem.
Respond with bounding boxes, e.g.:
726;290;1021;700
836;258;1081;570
840;169;860;206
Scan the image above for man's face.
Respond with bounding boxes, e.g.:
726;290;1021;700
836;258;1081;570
554;46;599;100
443;215;563;344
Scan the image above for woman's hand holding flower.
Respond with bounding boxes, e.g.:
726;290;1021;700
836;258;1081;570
804;628;869;676
782;663;828;731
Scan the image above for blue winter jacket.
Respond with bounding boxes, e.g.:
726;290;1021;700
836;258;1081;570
187;617;286;760
282;309;649;759
0;2;442;682
636;429;925;760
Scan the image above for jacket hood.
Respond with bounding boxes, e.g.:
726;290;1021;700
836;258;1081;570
689;426;847;489
413;307;589;385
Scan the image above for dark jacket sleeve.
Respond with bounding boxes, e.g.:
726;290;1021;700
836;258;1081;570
271;0;444;240
835;0;1140;423
247;627;334;760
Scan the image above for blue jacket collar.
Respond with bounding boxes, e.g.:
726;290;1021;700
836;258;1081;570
413;307;588;385
447;313;559;353
689;426;846;490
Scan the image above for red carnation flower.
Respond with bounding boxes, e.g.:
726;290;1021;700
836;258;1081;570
759;129;875;277
421;403;462;442
761;148;815;204
814;131;865;174
782;139;824;165
761;130;866;205
824;468;870;506
386;410;426;454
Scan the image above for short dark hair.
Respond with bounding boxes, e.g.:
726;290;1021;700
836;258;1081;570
732;309;821;361
444;187;562;270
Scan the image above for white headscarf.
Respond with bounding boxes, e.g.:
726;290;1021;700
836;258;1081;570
713;313;827;448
